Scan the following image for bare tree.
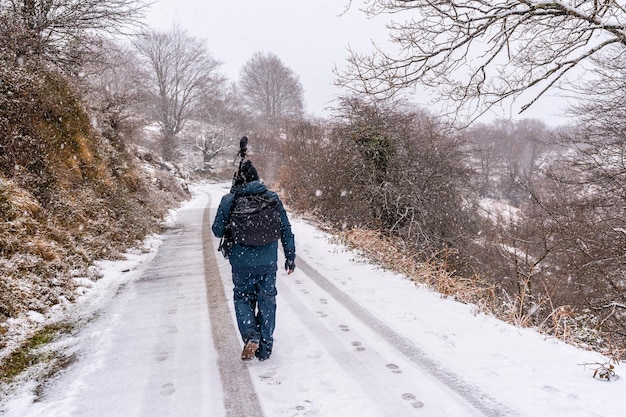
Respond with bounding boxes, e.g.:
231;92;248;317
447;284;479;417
483;70;625;342
0;0;148;72
546;60;626;341
338;1;626;122
134;26;223;160
464;118;552;201
463;122;509;197
192;83;252;171
239;51;304;132
514;137;626;342
79;41;149;150
507;120;551;181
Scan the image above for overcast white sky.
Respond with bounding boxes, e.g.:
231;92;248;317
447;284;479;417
143;0;571;126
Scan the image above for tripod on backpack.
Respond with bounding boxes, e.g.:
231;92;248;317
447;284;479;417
232;135;248;187
218;136;249;258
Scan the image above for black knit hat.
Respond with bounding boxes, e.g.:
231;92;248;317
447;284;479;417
240;160;259;183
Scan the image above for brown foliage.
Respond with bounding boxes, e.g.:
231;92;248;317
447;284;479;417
339;228;497;313
0;67;189;324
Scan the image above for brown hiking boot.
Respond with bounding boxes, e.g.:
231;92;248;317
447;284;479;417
241;341;259;361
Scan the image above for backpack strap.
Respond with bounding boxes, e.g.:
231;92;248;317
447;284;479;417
218;192;239;258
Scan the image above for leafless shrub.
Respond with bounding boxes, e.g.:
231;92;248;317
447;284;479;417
279;96;480;272
497;119;626;355
580;361;619;382
277;117;365;220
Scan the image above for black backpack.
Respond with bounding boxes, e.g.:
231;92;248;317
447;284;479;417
229;192;281;246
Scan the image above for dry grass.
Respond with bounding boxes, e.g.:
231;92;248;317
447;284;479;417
0;147;189;332
335;227;624;360
4;182;41;218
338;228;497;314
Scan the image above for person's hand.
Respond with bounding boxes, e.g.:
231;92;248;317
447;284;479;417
285;259;296;275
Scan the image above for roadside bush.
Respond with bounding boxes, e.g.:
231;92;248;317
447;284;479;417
279;97;479;268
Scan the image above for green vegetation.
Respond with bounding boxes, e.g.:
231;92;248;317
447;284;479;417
1;324;73;381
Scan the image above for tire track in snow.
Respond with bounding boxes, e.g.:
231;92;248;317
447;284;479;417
278;281;434;416
202;193;264;417
296;257;519;417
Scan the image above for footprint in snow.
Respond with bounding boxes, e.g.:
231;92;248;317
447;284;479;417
258;368;281;385
160;383;175;396
351;341;366;352
295;400;313;412
402;393;424;408
386;363;402;373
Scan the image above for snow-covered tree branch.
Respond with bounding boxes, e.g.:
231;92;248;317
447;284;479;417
0;0;148;72
338;1;626;122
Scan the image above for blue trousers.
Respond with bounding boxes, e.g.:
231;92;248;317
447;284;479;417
232;271;277;359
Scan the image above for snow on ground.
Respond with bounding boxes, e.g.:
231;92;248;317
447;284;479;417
1;182;623;417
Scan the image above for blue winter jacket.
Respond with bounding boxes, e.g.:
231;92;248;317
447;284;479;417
212;180;296;275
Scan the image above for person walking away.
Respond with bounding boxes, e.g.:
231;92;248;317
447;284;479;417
212;160;296;361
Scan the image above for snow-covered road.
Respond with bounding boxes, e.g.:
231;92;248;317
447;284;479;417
2;183;624;417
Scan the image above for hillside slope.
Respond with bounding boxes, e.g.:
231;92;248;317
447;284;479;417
0;70;189;374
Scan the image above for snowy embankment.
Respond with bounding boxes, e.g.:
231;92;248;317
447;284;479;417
1;183;623;417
